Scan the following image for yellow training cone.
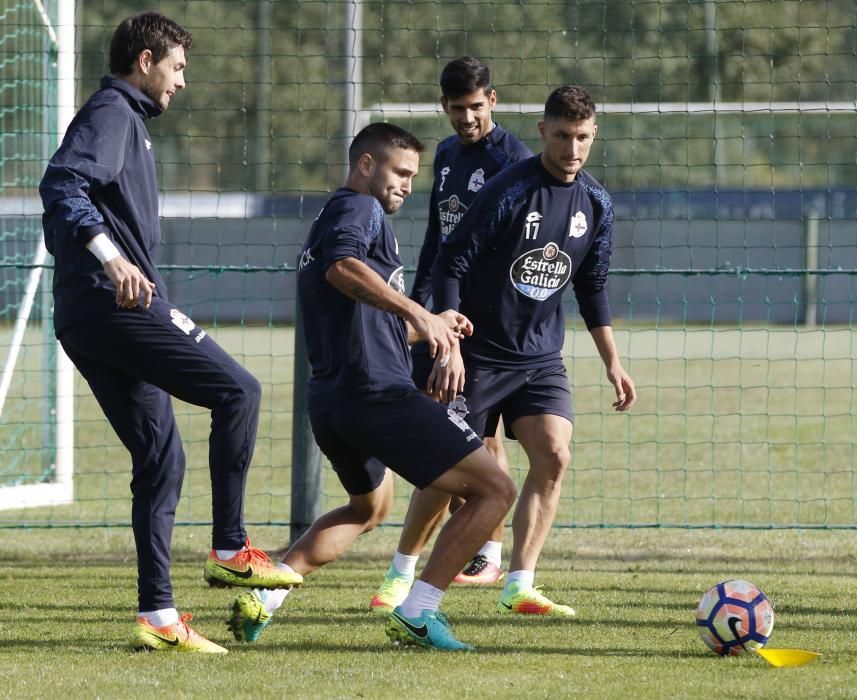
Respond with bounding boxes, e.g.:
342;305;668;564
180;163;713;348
756;648;821;668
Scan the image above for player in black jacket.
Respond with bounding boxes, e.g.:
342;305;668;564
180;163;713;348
431;85;637;617
39;12;299;653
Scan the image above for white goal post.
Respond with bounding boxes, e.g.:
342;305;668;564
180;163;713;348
0;0;76;511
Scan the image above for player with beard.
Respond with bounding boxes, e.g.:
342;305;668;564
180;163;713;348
430;85;637;617
39;12;300;653
226;123;515;651
370;57;532;612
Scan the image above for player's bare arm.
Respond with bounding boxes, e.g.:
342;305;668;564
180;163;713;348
589;325;637;411
326;257;460;358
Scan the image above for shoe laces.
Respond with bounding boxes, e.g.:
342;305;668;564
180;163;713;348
174;612;195;641
529;585;550;600
380;575;411;594
462;554;489;576
233;538;275;568
433;610;450;625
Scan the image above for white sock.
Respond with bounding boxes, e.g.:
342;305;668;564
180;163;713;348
215;548;240;560
256;563;298;614
477;541;502;567
138;607;179;627
257;588;290;614
399;579;444;618
504;569;535;593
391;551;419;579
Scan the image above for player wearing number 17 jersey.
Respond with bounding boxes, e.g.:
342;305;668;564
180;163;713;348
430;85;638;617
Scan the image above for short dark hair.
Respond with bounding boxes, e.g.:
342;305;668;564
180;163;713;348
440;57;492;99
348;123;425;169
544;85;596;121
109;12;192;76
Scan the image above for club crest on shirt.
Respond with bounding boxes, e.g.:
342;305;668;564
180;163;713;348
569;210;588;238
388;265;405;295
509;242;572;301
439;195;467;240
467;168;486;192
170;308;196;335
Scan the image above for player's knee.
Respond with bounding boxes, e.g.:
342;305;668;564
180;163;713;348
228;370;262;411
533;442;571;481
479;468;516;510
484;438;509;472
353;501;389;532
496;472;517;510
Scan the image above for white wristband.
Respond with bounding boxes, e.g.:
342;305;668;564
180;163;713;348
86;233;122;264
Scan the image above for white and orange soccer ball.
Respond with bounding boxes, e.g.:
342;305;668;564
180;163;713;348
696;579;774;656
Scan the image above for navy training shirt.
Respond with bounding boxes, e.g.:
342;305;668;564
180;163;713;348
410;124;533;307
432;154;614;369
40;76;168;335
297;188;415;416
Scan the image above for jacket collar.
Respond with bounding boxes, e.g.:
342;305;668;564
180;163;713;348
100;75;163;119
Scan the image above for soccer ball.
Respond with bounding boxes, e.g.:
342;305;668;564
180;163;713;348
696;579;774;656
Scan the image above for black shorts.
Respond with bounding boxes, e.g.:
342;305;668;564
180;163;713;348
410;342;433;393
310;389;482;495
460;362;573;440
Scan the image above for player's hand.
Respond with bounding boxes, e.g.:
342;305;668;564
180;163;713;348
437;309;473;339
409;308;460;360
103;257;155;309
608;365;637;412
427;345;465;403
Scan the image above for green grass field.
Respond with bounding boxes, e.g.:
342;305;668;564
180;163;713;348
1;323;856;697
2;324;855;529
1;527;856;699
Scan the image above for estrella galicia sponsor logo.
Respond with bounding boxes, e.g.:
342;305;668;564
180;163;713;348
569;210;588;238
467;168;485;192
439;195;467;240
509;242;572;301
388;265;405;295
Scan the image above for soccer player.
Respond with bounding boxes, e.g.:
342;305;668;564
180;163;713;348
39;12;300;654
430;85;637;617
226;123;516;651
370;57;533;611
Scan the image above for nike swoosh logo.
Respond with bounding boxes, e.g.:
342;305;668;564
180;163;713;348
151;633;180;646
212;563;254;579
500;601;513;610
393;612;429;639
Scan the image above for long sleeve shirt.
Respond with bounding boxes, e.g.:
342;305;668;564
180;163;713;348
432;155;614;369
410;124;532;308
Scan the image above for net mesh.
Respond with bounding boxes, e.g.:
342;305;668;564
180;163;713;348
1;0;855;528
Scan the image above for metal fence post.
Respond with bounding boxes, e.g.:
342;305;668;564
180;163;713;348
803;211;819;328
290;299;324;544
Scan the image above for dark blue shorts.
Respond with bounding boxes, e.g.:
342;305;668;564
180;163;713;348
309;388;482;495
460;362;573;440
410;342;432;392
